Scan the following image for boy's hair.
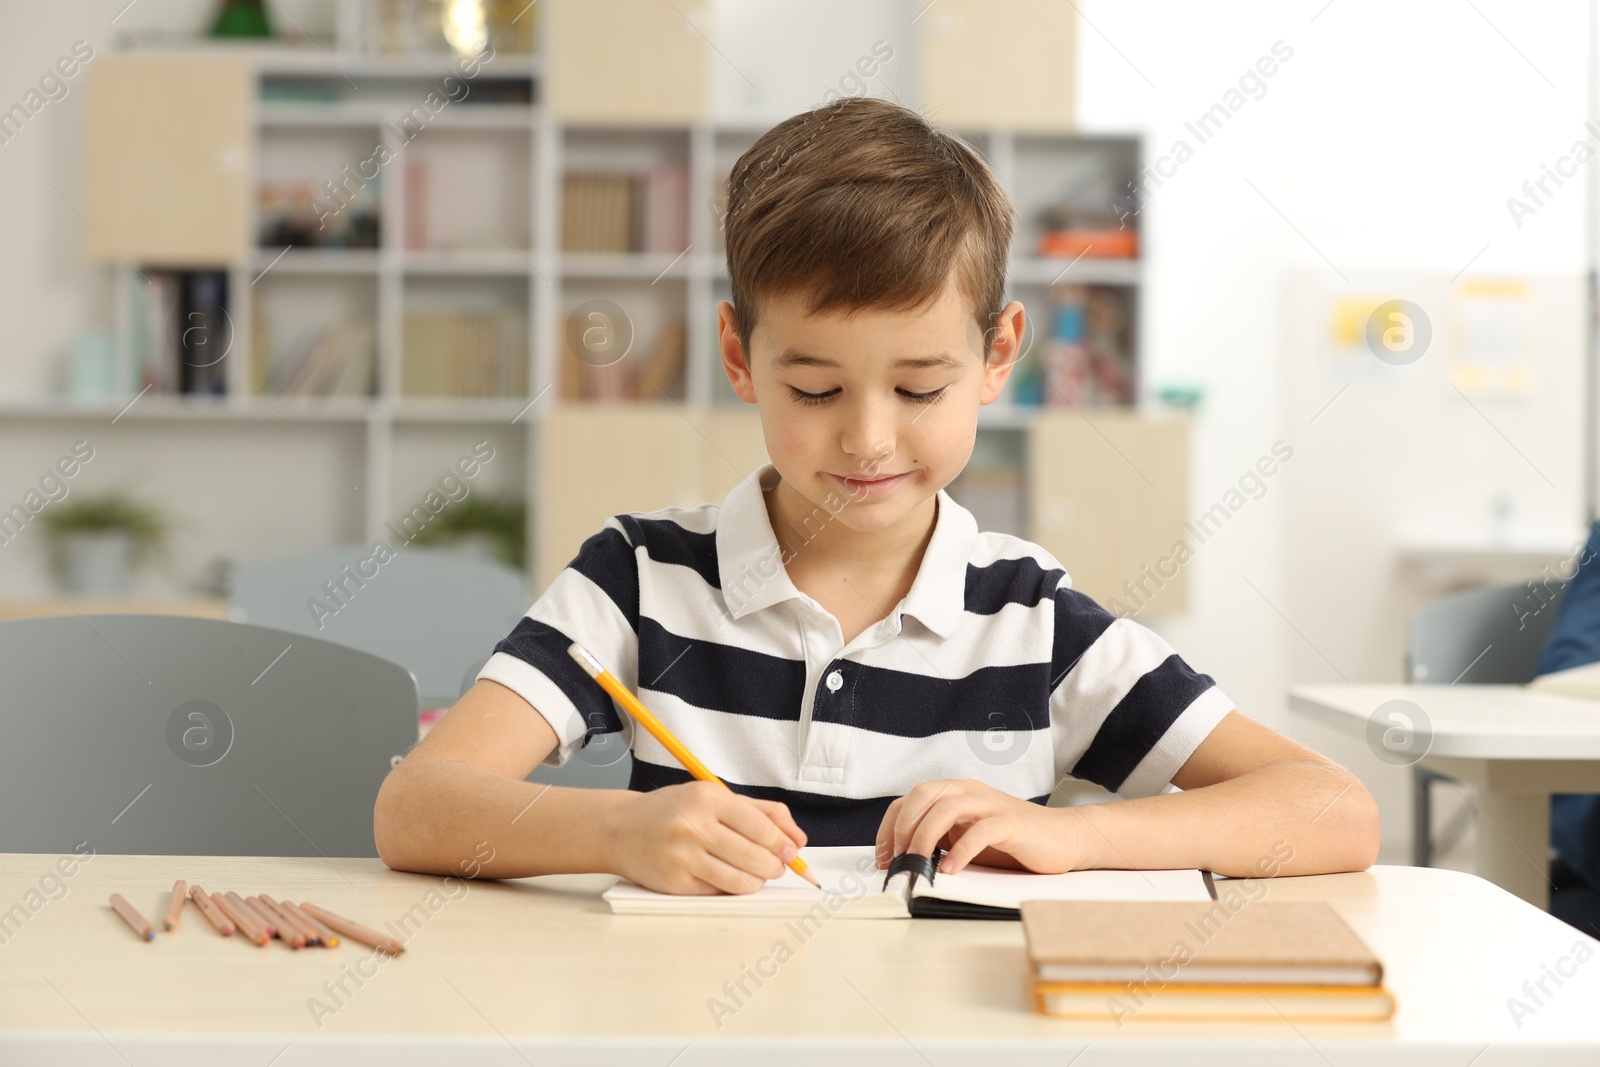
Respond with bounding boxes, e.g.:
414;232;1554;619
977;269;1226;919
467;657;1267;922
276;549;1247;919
723;97;1015;358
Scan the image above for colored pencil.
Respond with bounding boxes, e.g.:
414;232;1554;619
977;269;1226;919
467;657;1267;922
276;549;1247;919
259;894;318;947
216;892;269;946
188;885;235;936
298;902;404;955
280;899;340;947
249;895;303;949
232;894;277;938
566;641;821;887
109;893;155;941
163;879;187;931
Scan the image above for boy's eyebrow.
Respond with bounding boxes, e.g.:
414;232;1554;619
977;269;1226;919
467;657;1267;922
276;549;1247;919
772;349;966;371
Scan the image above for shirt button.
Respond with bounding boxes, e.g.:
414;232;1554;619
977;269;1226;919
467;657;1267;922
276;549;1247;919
825;670;843;692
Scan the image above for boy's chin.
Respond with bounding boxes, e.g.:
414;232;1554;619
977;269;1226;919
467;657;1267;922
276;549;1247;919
796;475;937;526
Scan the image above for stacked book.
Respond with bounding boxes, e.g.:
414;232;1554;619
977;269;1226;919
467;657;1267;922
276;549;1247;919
401;308;528;397
1021;899;1395;1022
562;167;688;254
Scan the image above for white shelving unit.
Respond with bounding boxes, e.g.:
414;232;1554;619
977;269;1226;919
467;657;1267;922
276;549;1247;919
11;12;1155;600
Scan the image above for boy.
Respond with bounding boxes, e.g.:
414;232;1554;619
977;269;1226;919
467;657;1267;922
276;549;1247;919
375;98;1379;894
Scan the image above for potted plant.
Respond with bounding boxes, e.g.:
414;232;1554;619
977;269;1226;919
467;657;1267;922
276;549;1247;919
39;493;169;596
410;495;526;569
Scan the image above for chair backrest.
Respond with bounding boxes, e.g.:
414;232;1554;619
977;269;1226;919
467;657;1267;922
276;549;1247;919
1407;581;1565;684
231;546;633;789
230;546;529;706
0;615;418;857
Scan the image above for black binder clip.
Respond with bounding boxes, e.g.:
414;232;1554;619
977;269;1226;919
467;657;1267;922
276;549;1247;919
881;846;945;893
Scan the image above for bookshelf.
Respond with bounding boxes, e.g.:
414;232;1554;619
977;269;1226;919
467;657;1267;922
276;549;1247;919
14;2;1186;611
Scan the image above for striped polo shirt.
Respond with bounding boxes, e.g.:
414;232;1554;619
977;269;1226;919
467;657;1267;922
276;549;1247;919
479;464;1234;846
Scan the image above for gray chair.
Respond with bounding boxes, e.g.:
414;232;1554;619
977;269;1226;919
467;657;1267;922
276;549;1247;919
230;546;529;707
231;546;633;789
1406;581;1565;866
0;615;417;857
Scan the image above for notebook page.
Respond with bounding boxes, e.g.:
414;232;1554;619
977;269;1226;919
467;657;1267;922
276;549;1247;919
910;863;1211;908
602;845;909;917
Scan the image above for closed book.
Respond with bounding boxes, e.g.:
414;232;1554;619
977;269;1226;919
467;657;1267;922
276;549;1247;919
1032;980;1395;1022
1021;899;1384;986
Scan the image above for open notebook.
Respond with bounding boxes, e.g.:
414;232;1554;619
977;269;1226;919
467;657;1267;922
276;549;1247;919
602;845;1215;919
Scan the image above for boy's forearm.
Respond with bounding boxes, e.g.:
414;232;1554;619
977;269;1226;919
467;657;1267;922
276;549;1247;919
374;756;635;879
1067;759;1380;878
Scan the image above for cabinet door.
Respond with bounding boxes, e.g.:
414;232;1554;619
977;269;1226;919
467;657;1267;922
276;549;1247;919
546;0;707;125
918;0;1075;131
537;404;773;588
85;56;251;265
1028;412;1189;614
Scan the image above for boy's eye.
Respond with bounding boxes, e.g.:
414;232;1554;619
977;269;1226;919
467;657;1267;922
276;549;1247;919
788;386;839;405
785;386;949;406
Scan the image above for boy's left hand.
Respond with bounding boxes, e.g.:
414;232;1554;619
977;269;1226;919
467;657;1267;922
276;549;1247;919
874;779;1087;876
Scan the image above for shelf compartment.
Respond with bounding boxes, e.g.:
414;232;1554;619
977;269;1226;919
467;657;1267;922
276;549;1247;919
252;272;379;400
401;126;533;254
401;274;530;400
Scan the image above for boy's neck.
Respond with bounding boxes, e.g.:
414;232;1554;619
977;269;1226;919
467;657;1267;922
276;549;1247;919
763;474;938;574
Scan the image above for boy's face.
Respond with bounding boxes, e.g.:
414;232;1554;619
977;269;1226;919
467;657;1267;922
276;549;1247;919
718;272;1023;537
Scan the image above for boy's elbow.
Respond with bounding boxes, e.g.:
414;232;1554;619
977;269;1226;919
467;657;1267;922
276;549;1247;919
372;766;419;873
1325;771;1381;873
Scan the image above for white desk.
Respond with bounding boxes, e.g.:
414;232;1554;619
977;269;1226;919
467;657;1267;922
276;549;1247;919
1290;683;1600;909
2;853;1598;1065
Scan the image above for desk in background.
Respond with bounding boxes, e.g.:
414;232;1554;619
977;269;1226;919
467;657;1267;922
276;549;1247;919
1290;683;1600;910
2;853;1597;1065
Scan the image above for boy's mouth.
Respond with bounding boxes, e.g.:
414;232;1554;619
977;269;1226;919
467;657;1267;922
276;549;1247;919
830;470;911;496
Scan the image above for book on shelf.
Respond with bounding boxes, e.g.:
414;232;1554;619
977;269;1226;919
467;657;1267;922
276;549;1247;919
401;308;528;398
1022;899;1394;1022
129;269;232;397
559;318;685;403
561;167;688;255
404;159;428;250
260;320;376;398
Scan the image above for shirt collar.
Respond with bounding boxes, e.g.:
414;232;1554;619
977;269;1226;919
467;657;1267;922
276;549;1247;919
715;464;976;639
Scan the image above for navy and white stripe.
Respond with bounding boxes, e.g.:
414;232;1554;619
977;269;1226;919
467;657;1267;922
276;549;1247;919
480;464;1234;846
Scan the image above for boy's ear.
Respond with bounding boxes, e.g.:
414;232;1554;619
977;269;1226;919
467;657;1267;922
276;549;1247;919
718;300;759;404
980;300;1027;404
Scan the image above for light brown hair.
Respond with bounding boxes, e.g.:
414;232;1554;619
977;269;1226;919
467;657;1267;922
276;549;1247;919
723;97;1015;358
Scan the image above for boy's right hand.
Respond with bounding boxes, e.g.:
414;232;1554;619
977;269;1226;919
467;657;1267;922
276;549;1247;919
607;781;807;895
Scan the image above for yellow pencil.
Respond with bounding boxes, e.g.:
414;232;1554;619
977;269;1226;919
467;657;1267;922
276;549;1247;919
566;642;821;888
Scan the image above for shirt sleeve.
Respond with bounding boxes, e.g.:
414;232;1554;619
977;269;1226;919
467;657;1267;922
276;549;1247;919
476;516;640;767
1047;581;1234;797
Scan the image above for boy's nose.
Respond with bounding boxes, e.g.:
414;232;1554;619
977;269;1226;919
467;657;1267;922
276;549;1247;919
839;409;895;472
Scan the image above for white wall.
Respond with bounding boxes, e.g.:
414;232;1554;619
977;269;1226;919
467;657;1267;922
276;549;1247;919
1071;0;1590;859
